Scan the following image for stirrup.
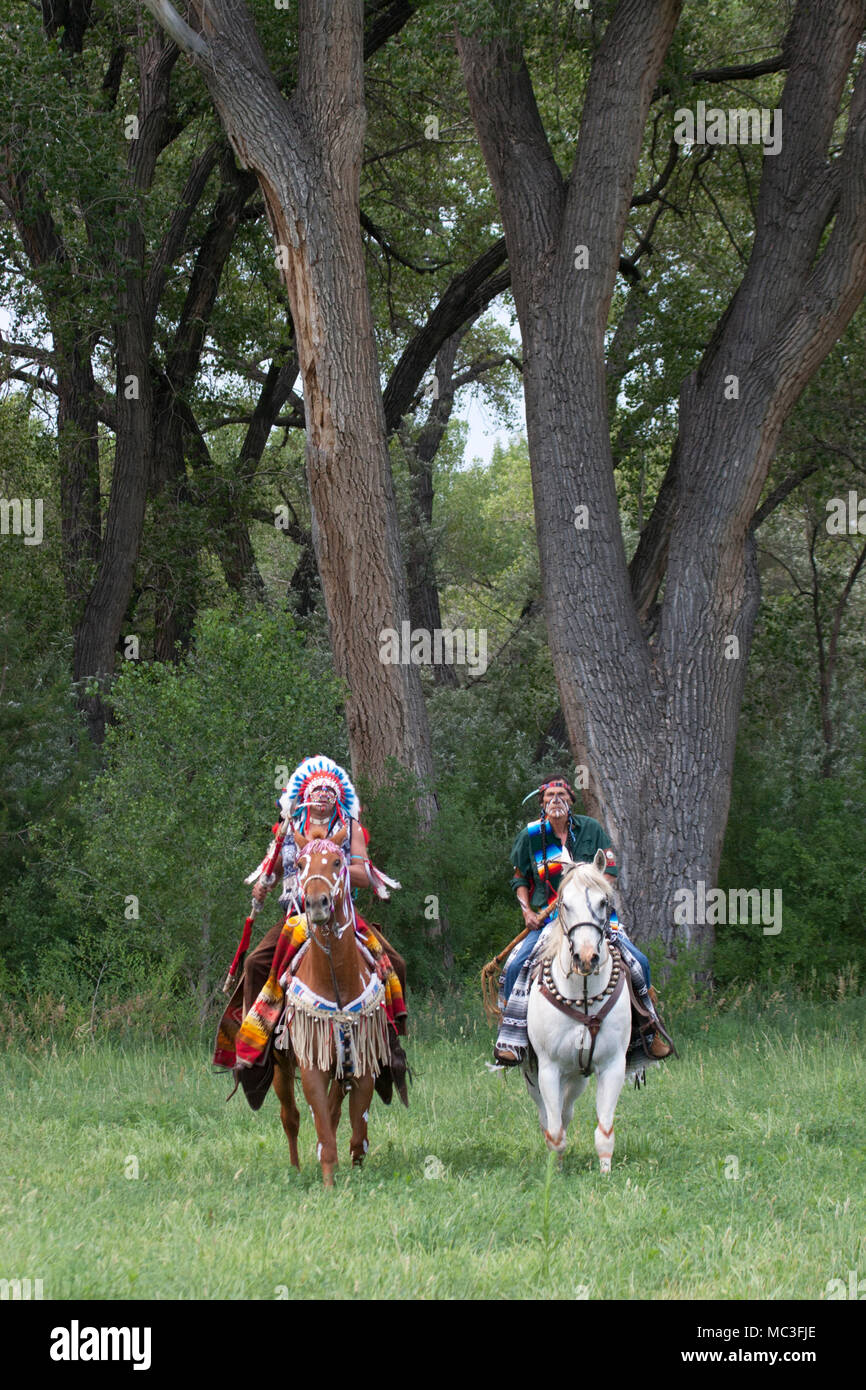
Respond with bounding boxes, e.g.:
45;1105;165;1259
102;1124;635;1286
493;1046;520;1068
642;1017;676;1059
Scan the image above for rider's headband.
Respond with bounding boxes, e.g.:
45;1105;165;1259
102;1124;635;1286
540;778;574;802
520;777;576;806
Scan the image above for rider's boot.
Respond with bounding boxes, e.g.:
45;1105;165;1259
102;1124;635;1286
493;1040;521;1066
643;984;674;1058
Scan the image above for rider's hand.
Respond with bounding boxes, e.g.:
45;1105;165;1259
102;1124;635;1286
252;880;268;904
523;908;545;931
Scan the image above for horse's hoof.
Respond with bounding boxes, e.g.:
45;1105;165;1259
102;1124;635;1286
599;1156;612;1174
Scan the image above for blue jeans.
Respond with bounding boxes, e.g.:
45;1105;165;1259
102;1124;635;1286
503;911;651;1002
504;927;543;999
613;926;651;995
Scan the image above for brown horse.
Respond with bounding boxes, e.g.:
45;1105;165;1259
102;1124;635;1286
271;824;390;1186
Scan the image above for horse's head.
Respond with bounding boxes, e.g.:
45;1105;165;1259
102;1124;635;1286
552;849;615;978
294;823;350;932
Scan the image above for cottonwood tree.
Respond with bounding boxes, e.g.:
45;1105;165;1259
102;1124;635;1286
5;0;515;784
142;0;441;795
458;0;866;954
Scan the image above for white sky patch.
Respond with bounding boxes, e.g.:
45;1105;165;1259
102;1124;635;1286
459;386;525;467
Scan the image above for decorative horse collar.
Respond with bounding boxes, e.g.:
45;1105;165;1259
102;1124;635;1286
539;946;625;1076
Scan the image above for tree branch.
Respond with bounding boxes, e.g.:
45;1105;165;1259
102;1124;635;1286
653;54;786;102
144;139;223;326
750;460;821;530
360;208;447;274
383;238;510;432
142;0;209;60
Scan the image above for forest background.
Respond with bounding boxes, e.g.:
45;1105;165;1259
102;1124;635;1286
1;0;864;1044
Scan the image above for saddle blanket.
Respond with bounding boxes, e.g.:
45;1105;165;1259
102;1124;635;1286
496;926;657;1063
213;914;405;1072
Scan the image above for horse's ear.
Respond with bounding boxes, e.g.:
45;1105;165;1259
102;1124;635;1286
292;824;306;852
594;848;607;873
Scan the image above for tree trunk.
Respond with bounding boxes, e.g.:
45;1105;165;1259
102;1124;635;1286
401;332;464;687
73;239;154;738
55;344;101;613
72;33;179;738
460;0;866;959
148;0;437;803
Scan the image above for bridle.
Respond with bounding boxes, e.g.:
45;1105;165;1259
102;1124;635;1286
297;838;355;1006
556;875;613;981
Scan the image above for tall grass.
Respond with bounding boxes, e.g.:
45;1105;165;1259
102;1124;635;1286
0;991;863;1300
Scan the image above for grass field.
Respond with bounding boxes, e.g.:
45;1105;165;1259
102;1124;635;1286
1;990;864;1300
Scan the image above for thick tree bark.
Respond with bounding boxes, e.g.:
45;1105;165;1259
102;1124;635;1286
459;0;866;958
55;348;101;608
146;0;437;801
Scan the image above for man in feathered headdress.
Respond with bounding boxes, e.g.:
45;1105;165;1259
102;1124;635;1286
214;756;408;1105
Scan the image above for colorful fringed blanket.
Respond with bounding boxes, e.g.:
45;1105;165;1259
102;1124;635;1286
212;914;405;1073
495;931;545;1058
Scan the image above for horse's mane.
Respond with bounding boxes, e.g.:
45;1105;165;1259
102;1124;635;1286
559;860;613;902
541;860;614;961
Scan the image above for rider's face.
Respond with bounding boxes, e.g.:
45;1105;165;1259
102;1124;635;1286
542;782;571;818
311;784;337;813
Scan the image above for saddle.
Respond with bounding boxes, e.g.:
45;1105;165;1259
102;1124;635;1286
218;926;409;1112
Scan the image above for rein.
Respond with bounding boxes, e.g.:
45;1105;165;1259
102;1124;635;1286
297;838;354;1007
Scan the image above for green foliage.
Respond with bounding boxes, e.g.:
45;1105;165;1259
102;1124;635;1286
358;761;516;988
718;731;866;990
25;608;344;1010
0;399;95;972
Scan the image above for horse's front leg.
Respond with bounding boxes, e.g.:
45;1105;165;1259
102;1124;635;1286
327;1076;345;1136
593;1056;626;1174
300;1068;339;1186
537;1059;569;1154
348;1076;375;1166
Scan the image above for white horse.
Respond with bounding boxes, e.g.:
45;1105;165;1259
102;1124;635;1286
524;849;631;1173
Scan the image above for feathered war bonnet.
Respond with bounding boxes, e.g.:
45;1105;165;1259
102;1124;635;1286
278;755;360;836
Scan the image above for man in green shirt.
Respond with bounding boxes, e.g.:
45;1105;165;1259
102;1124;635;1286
494;773;670;1063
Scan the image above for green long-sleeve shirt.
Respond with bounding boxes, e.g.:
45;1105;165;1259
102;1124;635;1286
510;814;617;910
